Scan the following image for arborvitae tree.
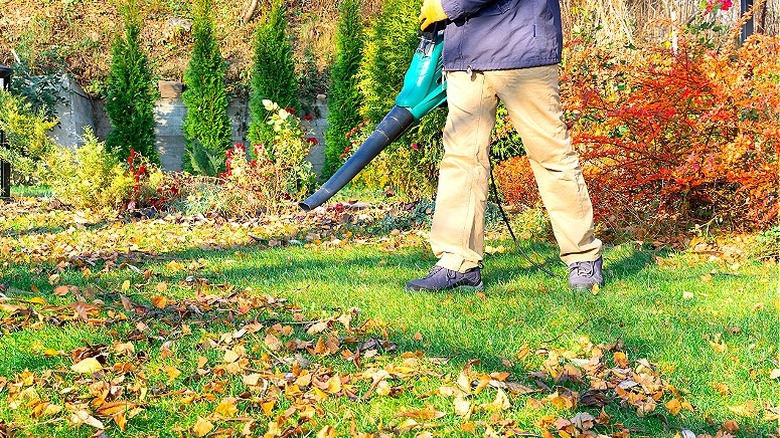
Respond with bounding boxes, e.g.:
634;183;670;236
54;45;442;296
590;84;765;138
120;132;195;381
182;0;232;175
248;0;298;149
322;0;365;178
105;0;158;164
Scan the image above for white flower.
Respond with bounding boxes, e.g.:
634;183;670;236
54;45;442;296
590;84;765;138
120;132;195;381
262;99;277;111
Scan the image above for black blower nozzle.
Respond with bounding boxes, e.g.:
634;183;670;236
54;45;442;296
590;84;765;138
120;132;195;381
299;105;416;211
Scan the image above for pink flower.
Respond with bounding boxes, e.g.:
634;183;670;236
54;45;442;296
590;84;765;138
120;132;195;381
411;143;419;150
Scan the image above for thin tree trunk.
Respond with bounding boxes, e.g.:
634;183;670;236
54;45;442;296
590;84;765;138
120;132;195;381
242;0;259;23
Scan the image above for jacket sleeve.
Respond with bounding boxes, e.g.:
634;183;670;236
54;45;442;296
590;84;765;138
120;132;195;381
441;0;500;21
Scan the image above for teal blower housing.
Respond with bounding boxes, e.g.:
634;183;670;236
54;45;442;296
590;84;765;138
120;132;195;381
299;26;446;211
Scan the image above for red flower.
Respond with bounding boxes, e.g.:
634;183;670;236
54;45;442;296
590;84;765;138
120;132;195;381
411;143;419;150
306;137;319;145
304;114;313;121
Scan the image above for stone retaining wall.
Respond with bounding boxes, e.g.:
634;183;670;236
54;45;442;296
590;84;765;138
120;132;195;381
49;78;327;174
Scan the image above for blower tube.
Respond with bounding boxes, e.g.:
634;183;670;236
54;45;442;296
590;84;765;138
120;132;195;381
299;25;446;212
299;106;415;211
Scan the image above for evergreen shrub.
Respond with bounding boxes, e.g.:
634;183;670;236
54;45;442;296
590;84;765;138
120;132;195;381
323;0;365;178
105;0;158;164
248;0;298;148
182;0;233;175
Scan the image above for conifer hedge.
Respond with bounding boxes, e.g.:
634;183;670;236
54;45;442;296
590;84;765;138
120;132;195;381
322;0;365;178
105;0;158;164
182;0;233;175
248;0;298;150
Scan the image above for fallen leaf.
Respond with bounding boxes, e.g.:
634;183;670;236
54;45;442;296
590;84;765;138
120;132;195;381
192;416;214;437
71;357;103;374
454;394;471;417
215;397;238;418
396;406;445;420
151;295;168;309
666;399;682;415
722;420;739;433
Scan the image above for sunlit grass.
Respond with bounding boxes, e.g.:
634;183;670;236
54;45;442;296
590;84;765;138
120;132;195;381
0;201;777;437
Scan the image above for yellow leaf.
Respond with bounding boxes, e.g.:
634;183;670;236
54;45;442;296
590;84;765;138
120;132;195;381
665;399;682;415
709;339;727;353
316;426;336;438
71;357;103;374
27;297;47;306
224;349;240;363
261;400;275;416
516;345;531;361
483;387;511;411
163;365;181;380
113;342;135;356
454;394;471;417
114;412;128;432
460;422;476;433
325;375;342;394
215;397;238;418
728;401;756;418
121;280;130;292
192;416;214;437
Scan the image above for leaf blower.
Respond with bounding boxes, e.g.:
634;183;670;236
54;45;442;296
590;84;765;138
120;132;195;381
299;25;446;211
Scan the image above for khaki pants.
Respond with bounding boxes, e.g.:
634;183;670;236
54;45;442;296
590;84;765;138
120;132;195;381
431;65;602;272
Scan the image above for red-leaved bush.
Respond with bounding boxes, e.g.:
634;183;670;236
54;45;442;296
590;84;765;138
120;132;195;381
497;34;779;240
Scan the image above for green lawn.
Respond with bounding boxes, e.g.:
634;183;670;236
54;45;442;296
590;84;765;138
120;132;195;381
0;198;777;437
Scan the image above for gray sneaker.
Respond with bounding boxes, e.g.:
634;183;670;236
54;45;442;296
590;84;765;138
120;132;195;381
568;257;604;291
405;265;484;292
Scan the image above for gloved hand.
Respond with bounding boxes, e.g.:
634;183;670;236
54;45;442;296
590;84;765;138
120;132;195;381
419;0;447;31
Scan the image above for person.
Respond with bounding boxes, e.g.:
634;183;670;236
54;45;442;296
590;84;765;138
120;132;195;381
405;0;604;292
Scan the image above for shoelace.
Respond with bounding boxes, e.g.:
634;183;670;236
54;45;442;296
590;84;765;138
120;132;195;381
424;265;444;279
571;261;594;276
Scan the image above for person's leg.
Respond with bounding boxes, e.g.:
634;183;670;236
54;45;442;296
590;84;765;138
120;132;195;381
488;66;602;265
429;70;499;272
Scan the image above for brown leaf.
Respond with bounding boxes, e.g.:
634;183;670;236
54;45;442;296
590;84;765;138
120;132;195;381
395;406;445;420
722;420;739;434
151;295;168;309
613;351;628;368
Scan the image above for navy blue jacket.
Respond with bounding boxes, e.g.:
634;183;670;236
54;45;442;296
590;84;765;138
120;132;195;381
440;0;564;71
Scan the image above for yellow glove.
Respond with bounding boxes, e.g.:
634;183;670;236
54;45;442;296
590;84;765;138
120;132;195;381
419;0;447;31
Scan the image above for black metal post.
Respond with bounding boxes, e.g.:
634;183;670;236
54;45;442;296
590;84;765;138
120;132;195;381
0;65;11;200
741;0;754;44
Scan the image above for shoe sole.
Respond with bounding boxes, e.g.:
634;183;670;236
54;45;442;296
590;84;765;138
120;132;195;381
569;283;603;292
404;281;484;293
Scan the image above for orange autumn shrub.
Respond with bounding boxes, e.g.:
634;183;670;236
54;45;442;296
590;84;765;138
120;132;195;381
556;34;779;239
493;155;541;209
